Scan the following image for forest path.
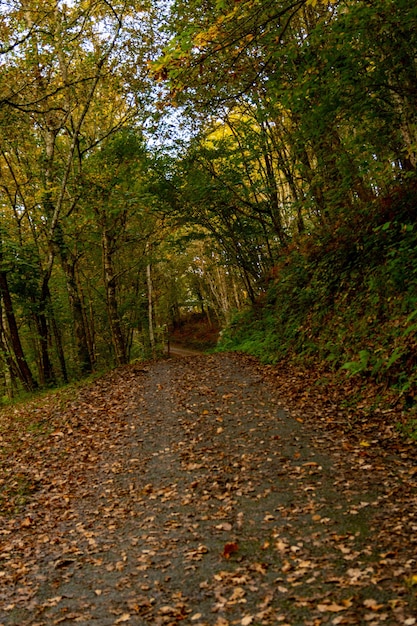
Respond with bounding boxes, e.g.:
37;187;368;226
165;343;205;358
1;353;416;625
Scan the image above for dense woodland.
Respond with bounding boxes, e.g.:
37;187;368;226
0;1;416;415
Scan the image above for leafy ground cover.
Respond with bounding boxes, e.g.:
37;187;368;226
0;352;416;625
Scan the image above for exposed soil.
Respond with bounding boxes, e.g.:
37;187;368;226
0;352;416;625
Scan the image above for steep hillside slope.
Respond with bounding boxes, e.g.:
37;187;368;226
219;183;417;427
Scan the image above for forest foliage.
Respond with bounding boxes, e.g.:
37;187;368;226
0;0;416;418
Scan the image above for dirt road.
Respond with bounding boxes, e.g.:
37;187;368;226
1;353;416;625
165;343;204;358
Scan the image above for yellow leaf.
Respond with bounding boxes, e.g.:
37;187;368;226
317;602;348;612
359;440;371;447
406;574;417;586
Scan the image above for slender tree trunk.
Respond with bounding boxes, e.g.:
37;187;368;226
232;277;242;309
62;257;93;375
215;265;231;322
37;277;56;386
46;218;93;376
297;145;329;223
0;303;19;398
32;312;54;386
146;261;155;356
102;229;127;366
262;148;288;245
47;288;68;383
0;270;37;391
86;289;97;368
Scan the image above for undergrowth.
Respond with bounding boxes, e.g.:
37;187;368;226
218;181;417;428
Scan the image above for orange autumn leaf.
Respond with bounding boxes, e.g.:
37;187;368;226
222;542;238;558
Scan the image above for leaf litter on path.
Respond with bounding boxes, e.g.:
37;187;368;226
0;353;416;625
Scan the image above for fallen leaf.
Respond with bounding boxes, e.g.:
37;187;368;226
159;606;176;614
42;596;62;607
275;539;288;552
317;602;348;612
222;542;238;558
228;587;246;603
363;598;385;610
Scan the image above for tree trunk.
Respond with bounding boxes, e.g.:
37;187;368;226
0;270;37;391
62;257;93;375
146;261;155;357
0;303;19;398
102;229;127;366
47;218;93;376
36;276;56;386
262;148;289;245
50;312;68;383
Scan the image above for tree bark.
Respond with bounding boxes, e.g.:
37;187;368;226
102;229;127;366
146;261;156;357
0;302;19;398
62;256;93;376
0;270;37;391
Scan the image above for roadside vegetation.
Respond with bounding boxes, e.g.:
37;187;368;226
218;182;417;437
